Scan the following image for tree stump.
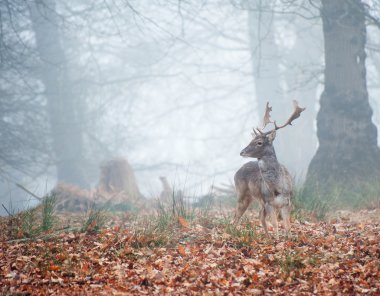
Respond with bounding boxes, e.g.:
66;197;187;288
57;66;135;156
96;157;143;205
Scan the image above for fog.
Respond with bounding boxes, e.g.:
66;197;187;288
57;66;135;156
1;0;380;215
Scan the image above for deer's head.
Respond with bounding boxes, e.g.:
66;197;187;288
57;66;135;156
240;100;305;159
240;131;276;158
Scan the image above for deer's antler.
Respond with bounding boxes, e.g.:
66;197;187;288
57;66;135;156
261;102;273;130
255;102;272;134
256;100;305;136
273;100;305;130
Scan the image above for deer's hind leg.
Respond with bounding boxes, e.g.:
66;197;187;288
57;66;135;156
259;206;269;236
280;205;291;235
233;190;252;225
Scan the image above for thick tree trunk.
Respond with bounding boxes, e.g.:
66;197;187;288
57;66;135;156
305;0;380;194
29;0;88;187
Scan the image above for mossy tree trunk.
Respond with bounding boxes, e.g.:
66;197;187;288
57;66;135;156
305;0;380;196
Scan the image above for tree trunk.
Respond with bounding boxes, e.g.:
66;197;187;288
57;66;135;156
29;0;88;187
305;0;380;195
97;158;143;204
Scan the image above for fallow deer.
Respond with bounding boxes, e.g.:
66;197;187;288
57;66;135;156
234;100;305;237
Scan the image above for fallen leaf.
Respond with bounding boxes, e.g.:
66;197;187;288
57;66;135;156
178;216;190;228
178;245;186;256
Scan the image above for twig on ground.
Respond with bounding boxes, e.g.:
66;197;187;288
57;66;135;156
6;226;79;244
16;183;42;201
2;204;13;216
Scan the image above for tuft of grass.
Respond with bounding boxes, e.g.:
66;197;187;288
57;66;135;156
81;208;108;234
154;189;196;228
277;250;304;276
195;196;215;228
41;193;57;232
127;187;222;248
171;190;195;220
293;176;380;221
129;216;172;248
301;176;380;211
348;178;380;210
292;185;332;221
5;193;58;240
19;208;40;238
224;220;257;246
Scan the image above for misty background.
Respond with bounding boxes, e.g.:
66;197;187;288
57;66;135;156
1;0;380;215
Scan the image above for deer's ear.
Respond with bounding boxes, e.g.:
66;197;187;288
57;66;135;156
266;130;276;144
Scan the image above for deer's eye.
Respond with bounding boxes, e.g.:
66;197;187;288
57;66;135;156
257;142;263;146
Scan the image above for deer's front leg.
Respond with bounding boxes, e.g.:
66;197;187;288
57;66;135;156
265;203;279;239
272;194;292;238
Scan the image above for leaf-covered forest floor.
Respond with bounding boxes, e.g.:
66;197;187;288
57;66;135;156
1;207;379;295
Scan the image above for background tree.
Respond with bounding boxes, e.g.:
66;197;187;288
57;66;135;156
29;0;88;187
0;1;50;174
305;0;380;197
0;1;51;210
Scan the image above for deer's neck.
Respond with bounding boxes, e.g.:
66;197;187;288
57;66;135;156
258;152;280;177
